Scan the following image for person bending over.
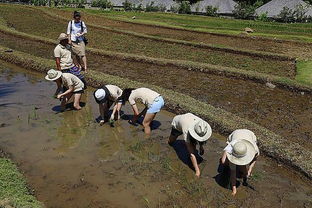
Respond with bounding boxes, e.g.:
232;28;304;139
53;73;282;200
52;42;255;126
94;85;123;125
220;129;259;196
121;88;164;135
45;69;84;111
168;113;212;177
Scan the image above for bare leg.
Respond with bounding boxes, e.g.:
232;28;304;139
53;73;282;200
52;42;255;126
82;56;87;71
230;167;237;196
73;93;82;110
142;113;156;135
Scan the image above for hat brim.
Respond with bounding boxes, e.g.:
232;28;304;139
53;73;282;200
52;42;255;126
188;122;212;142
57;37;68;42
45;71;62;81
226;140;256;166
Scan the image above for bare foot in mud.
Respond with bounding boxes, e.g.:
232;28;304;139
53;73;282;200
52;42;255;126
232;187;237;196
74;106;82;110
99;120;105;126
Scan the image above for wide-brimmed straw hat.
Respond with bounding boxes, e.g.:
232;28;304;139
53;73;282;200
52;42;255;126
228;129;259;156
45;69;62;81
188;120;212;142
226;139;256;166
57;33;68;42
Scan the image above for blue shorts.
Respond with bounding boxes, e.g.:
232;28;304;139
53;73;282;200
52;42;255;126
147;96;164;114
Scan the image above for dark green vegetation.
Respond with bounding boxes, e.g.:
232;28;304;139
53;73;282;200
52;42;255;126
0;153;42;208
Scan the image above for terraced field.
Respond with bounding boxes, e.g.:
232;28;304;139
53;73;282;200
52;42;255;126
0;3;312;207
0;5;296;77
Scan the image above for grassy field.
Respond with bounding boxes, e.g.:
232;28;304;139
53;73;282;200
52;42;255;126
0;157;42;208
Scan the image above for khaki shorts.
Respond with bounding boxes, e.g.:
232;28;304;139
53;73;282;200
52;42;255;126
72;41;86;57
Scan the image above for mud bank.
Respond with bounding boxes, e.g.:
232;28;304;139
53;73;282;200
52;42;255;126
1;62;312;208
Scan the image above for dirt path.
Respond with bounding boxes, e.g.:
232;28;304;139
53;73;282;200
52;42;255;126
1;62;312;208
45;8;312;59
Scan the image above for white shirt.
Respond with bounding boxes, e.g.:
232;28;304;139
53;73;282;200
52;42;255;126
171;113;203;143
67;20;87;42
106;85;123;101
128;88;160;106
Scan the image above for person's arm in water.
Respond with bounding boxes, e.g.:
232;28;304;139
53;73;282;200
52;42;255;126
130;104;140;123
57;86;74;99
186;142;201;177
99;104;105;124
54;79;62;98
111;102;122;120
247;156;258;177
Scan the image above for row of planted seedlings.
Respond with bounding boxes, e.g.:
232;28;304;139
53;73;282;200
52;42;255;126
0;46;311;180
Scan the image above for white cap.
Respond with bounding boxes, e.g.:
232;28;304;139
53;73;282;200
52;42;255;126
95;89;106;101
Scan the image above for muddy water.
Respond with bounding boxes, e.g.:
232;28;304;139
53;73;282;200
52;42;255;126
0;32;311;149
1;62;312;207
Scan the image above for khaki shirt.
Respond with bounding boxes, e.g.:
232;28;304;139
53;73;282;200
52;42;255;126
61;73;84;92
54;44;74;70
129;88;160;106
171;113;202;143
106;85;123;101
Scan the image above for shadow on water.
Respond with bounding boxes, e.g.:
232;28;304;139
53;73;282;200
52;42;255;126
51;102;86;113
0;83;16;99
170;140;203;171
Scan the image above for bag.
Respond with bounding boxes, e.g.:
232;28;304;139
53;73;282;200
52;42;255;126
70;20;88;45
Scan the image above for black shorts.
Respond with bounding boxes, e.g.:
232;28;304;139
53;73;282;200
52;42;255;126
170;128;182;137
73;90;84;94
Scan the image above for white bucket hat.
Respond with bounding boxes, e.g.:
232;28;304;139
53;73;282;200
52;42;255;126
94;89;106;102
228;129;259;156
188;120;212;142
45;69;62;81
57;33;68;42
226;139;256;166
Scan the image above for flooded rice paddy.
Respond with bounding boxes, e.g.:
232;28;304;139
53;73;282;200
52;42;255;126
0;62;312;207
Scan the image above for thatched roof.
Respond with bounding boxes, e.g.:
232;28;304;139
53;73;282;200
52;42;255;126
190;0;237;14
255;0;312;17
109;0;179;10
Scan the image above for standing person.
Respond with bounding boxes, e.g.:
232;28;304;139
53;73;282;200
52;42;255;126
54;33;86;87
45;69;84;111
67;11;88;72
168;113;212;177
220;129;260;196
94;85;123;125
121;88;164;135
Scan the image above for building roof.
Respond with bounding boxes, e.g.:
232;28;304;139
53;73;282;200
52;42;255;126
255;0;312;17
109;0;179;10
190;0;238;14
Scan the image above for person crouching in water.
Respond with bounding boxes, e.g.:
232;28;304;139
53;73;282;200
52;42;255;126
121;88;164;135
94;85;123;125
54;33;86;87
220;129;259;196
45;69;84;111
168;113;212;177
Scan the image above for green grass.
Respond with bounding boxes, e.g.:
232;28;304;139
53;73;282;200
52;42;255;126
296;60;312;85
0;158;43;208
